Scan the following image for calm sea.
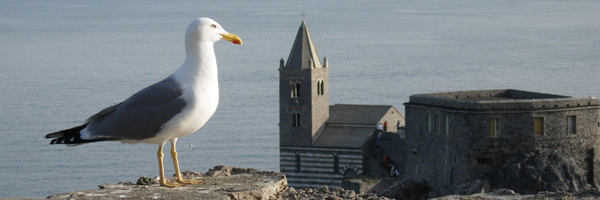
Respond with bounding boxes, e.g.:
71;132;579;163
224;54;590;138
1;0;599;198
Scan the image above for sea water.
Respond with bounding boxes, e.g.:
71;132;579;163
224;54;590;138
1;0;599;198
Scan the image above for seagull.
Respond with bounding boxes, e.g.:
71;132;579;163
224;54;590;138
45;17;242;187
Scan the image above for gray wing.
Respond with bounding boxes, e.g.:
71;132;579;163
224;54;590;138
84;76;186;140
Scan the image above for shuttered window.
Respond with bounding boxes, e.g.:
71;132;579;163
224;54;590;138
534;117;544;137
490;118;501;137
567;116;576;134
435;115;440;134
426;113;431;133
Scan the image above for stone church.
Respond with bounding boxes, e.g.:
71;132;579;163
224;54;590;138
278;21;405;188
279;21;600;193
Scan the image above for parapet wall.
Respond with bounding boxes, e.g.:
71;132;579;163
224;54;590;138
408;89;599;111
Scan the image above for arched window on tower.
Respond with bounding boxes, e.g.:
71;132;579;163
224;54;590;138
317;80;321;96
317;80;325;96
290;82;297;98
295;82;301;97
320;80;325;95
292;112;300;127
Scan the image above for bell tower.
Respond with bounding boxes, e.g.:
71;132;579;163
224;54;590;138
279;21;329;147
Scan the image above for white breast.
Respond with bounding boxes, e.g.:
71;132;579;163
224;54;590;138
139;73;219;144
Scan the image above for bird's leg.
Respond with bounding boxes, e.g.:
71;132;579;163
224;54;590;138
170;138;203;184
158;143;184;187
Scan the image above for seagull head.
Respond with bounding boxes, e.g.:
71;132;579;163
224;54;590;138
186;17;242;45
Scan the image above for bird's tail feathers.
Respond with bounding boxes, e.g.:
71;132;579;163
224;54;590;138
45;124;115;146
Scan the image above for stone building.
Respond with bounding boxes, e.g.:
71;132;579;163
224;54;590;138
403;89;600;189
279;21;405;188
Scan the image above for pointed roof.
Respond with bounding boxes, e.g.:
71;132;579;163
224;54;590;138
285;21;322;69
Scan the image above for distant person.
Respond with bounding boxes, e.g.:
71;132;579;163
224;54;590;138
384;156;390;170
397;120;401;132
377;123;382;132
383;121;388;132
376;132;382;142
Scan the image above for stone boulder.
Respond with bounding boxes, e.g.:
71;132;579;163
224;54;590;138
491;150;590;194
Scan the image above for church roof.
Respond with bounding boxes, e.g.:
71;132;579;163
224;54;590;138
313;104;400;148
313;126;375;148
328;104;397;125
284;21;323;69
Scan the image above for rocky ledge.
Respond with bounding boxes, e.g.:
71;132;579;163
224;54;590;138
44;165;286;200
432;188;600;200
36;165;389;200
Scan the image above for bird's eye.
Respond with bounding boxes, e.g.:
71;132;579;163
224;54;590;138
211;24;217;29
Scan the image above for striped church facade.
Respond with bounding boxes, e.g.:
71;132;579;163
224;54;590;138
280;146;363;188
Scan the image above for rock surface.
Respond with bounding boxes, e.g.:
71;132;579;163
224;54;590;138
10;165;389;200
491;150;590;194
45;165;287;200
278;186;391;200
432;188;600;200
378;179;430;200
8;164;600;200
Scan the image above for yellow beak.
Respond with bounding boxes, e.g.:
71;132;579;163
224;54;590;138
221;33;242;45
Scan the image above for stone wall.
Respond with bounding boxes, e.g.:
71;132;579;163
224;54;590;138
279;67;329;147
378;107;405;133
409;89;599;112
310;68;329;142
280;69;312;146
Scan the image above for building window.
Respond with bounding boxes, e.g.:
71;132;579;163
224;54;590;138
290;83;296;98
567;116;576;134
435;115;440;134
317;80;325;96
426;113;431;133
533;117;544;137
476;158;492;165
292;112;300;127
296;82;301;97
445;116;449;135
317;80;321;95
490;118;501;137
322;80;325;95
291;82;301;98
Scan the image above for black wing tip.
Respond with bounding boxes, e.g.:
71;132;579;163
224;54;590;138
45;131;61;139
46;134;105;145
46;124;120;145
45;124;88;145
47;133;84;145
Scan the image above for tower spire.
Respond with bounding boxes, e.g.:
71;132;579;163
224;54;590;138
284;21;322;69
